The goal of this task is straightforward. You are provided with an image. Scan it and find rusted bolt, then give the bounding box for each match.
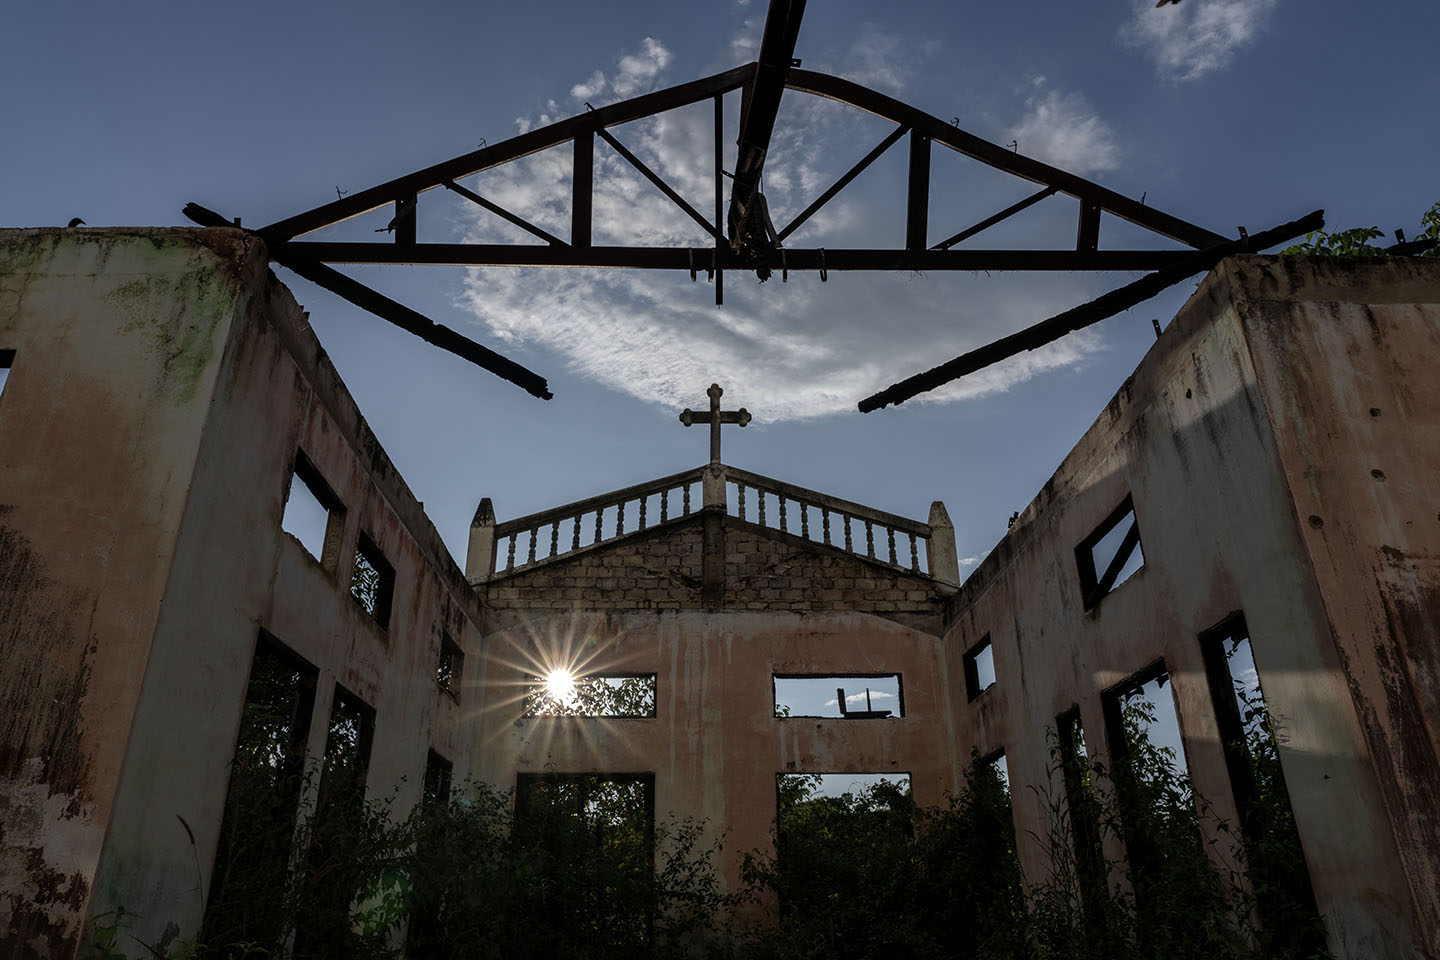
[1370,407,1381,417]
[1308,515,1324,529]
[1372,469,1387,481]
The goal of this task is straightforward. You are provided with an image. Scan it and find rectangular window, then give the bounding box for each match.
[515,773,655,946]
[524,672,657,717]
[773,674,903,719]
[350,532,395,629]
[422,749,453,810]
[1103,662,1211,942]
[281,452,345,571]
[964,635,996,701]
[0,348,14,404]
[1056,707,1107,913]
[775,773,914,919]
[1076,495,1144,609]
[436,633,463,701]
[203,634,317,949]
[295,686,376,956]
[1199,615,1325,955]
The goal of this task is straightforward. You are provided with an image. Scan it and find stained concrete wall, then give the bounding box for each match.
[0,229,484,959]
[945,256,1440,960]
[474,609,958,895]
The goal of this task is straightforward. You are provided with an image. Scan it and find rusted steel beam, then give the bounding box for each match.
[282,241,1202,272]
[777,123,907,242]
[595,127,721,242]
[933,186,1056,251]
[714,93,725,305]
[785,69,1228,250]
[1077,201,1100,253]
[181,203,552,399]
[256,65,751,242]
[858,210,1325,412]
[442,181,567,246]
[728,0,806,250]
[572,132,593,248]
[906,132,931,252]
[273,250,552,399]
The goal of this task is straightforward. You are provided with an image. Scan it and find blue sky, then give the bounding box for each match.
[5,0,1437,573]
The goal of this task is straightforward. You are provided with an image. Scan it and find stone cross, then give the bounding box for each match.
[679,383,751,464]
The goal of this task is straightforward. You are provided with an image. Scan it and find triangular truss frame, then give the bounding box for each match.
[185,0,1319,408]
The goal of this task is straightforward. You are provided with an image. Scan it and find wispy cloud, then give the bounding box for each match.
[455,35,1114,421]
[1008,80,1119,176]
[824,690,897,707]
[1120,0,1279,82]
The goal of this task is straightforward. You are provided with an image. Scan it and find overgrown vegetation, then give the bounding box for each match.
[1281,200,1439,256]
[90,692,1330,960]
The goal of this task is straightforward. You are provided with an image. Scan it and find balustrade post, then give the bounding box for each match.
[778,496,787,532]
[801,503,809,539]
[822,507,831,545]
[928,501,960,585]
[866,521,875,559]
[466,497,496,582]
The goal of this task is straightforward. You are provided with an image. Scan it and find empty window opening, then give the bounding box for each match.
[203,634,317,949]
[1199,615,1325,955]
[350,532,395,629]
[774,773,914,918]
[1076,495,1145,609]
[294,686,376,955]
[0,349,13,404]
[773,674,903,719]
[984,749,1011,794]
[524,672,657,717]
[436,633,463,701]
[1103,663,1216,939]
[964,635,996,700]
[281,452,345,570]
[1057,707,1108,913]
[515,773,655,946]
[422,749,453,810]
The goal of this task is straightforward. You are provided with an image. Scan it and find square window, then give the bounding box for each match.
[1076,495,1145,609]
[964,635,996,701]
[350,533,395,629]
[282,452,345,571]
[436,634,463,701]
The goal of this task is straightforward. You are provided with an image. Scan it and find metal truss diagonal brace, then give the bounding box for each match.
[858,210,1324,412]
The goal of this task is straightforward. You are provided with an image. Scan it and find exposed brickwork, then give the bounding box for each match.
[722,523,948,633]
[484,514,950,634]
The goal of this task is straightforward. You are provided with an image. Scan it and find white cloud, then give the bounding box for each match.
[1008,86,1120,176]
[612,37,673,97]
[824,690,897,707]
[455,36,1114,422]
[1121,0,1279,82]
[570,70,607,102]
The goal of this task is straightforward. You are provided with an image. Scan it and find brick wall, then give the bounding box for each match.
[485,514,949,634]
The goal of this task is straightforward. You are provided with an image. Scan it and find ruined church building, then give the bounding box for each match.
[3,225,1440,959]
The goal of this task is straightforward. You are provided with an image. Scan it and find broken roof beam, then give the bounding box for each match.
[858,210,1325,413]
[181,203,552,400]
[728,0,806,251]
[256,65,752,243]
[785,69,1228,250]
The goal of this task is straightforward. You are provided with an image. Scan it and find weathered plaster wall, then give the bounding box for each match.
[0,230,252,958]
[1231,255,1440,956]
[944,256,1437,960]
[475,609,957,894]
[0,229,485,958]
